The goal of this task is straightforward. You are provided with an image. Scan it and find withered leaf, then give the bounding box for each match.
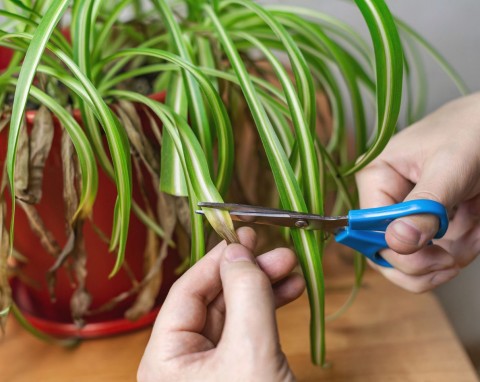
[48,132,81,302]
[124,223,160,321]
[174,223,190,262]
[158,192,177,240]
[61,126,79,223]
[144,107,162,145]
[18,201,61,257]
[125,161,173,320]
[116,101,159,176]
[14,118,29,194]
[175,196,191,237]
[47,230,76,301]
[25,106,54,204]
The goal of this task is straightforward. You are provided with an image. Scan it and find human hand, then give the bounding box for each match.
[356,93,480,293]
[137,227,305,382]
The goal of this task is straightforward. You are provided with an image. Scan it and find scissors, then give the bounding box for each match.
[196,199,449,268]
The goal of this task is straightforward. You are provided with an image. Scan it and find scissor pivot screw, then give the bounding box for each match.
[295,220,309,228]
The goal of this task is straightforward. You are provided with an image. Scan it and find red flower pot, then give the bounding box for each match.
[1,54,181,337]
[0,46,13,72]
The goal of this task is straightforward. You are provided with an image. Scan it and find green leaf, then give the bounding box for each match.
[162,73,188,196]
[154,0,213,170]
[271,13,367,155]
[204,4,326,366]
[345,0,404,175]
[223,0,317,133]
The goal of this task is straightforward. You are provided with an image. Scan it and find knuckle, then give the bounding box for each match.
[168,278,185,296]
[408,191,443,204]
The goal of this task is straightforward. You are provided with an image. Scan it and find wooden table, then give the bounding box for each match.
[1,254,478,382]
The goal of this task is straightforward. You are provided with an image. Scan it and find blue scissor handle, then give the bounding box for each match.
[334,199,449,268]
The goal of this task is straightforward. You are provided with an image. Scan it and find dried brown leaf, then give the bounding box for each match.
[45,125,81,302]
[144,107,162,145]
[124,223,160,321]
[61,126,79,223]
[125,160,174,320]
[46,230,75,301]
[158,192,177,239]
[14,118,29,194]
[116,101,159,176]
[175,196,191,237]
[24,106,54,204]
[174,223,190,261]
[18,201,61,256]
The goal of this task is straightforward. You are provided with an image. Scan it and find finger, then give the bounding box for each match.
[380,245,455,276]
[355,159,409,209]
[444,197,480,240]
[386,152,476,254]
[219,243,278,356]
[272,273,305,307]
[202,247,298,343]
[369,260,460,293]
[201,273,304,346]
[440,224,480,268]
[154,227,256,334]
[256,247,298,282]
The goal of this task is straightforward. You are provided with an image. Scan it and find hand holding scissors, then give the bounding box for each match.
[197,200,449,268]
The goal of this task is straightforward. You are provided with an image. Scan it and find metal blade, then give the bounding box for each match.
[197,202,348,233]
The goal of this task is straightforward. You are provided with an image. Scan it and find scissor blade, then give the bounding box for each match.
[197,202,348,232]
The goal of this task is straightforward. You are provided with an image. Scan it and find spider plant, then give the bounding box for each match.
[0,0,466,366]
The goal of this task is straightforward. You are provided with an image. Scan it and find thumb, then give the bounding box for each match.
[386,155,461,254]
[219,243,279,356]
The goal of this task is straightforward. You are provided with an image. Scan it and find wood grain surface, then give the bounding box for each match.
[1,252,478,382]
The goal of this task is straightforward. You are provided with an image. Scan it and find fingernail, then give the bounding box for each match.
[224,244,255,263]
[390,220,422,246]
[430,268,459,286]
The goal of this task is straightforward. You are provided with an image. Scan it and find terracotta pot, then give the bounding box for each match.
[1,53,181,337]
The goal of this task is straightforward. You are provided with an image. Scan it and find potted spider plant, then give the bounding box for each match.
[0,0,466,366]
